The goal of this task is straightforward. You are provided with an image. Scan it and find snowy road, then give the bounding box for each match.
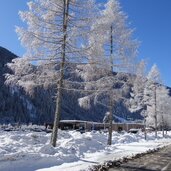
[109,145,171,171]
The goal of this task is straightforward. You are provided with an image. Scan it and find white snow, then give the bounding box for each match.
[0,127,171,171]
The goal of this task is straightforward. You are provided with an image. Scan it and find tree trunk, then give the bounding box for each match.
[154,84,157,138]
[162,126,164,137]
[108,98,113,145]
[51,0,70,147]
[162,115,164,138]
[144,116,147,140]
[110,25,113,72]
[107,25,114,146]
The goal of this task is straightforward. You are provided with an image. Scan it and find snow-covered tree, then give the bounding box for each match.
[130,60,147,113]
[89,0,138,73]
[156,86,171,137]
[144,64,161,138]
[78,0,138,145]
[16,0,97,147]
[162,96,171,134]
[129,60,147,139]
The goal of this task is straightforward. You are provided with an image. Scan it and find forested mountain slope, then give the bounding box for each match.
[0,47,20,122]
[0,47,156,124]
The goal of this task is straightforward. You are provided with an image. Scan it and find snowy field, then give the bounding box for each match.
[0,126,171,171]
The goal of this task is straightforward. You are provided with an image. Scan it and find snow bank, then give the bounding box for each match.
[0,128,171,171]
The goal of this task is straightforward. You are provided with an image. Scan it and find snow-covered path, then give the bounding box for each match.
[37,141,171,171]
[0,128,171,171]
[109,144,171,171]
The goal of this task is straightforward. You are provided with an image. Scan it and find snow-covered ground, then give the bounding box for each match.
[0,126,171,171]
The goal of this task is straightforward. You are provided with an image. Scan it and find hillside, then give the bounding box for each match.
[0,47,20,122]
[0,47,145,124]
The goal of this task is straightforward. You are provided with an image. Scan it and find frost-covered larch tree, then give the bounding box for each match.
[130,60,147,113]
[161,96,171,135]
[77,0,138,145]
[144,64,161,138]
[88,0,138,73]
[129,60,147,139]
[154,84,171,137]
[16,0,97,147]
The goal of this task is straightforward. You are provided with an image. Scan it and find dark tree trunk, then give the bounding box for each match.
[154,84,157,138]
[144,116,147,140]
[107,25,114,146]
[162,115,164,138]
[108,98,113,145]
[110,25,113,72]
[51,0,70,147]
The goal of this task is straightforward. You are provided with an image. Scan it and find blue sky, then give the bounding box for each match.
[0,0,171,87]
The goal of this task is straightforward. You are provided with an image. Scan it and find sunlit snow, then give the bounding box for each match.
[0,126,171,171]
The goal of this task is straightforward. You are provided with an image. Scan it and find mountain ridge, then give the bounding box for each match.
[1,47,168,124]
